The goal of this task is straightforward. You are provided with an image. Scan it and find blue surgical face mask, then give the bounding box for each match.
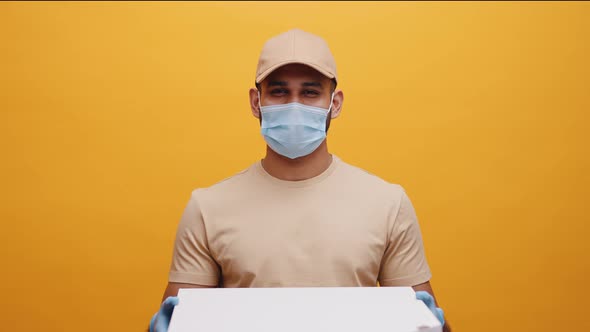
[258,92,335,159]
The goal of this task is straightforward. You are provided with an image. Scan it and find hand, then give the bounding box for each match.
[415,291,445,326]
[150,296,179,332]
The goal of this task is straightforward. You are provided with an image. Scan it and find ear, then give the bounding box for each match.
[249,88,261,119]
[330,90,344,119]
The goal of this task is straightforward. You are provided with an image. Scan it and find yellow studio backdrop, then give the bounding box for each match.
[0,1,588,331]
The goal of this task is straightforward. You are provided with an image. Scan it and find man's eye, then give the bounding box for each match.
[304,90,319,96]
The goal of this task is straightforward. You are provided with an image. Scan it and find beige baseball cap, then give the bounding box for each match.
[255,29,338,84]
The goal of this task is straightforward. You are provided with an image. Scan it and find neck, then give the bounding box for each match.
[261,140,333,181]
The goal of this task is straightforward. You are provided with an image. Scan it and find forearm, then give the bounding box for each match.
[443,320,452,332]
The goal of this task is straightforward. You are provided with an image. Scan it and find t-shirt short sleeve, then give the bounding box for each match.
[378,188,432,286]
[168,190,220,286]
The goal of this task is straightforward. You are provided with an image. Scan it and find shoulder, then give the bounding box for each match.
[336,156,406,197]
[189,162,259,203]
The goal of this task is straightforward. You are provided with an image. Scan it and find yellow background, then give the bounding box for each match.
[1,2,588,331]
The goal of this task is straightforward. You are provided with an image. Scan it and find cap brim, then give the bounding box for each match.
[256,60,336,84]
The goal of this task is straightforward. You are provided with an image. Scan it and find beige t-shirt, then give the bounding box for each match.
[168,155,431,287]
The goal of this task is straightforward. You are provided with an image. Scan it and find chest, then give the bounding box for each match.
[204,196,391,285]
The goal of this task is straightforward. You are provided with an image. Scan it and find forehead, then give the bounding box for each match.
[264,63,330,85]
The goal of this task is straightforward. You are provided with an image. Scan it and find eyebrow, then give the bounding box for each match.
[267,81,323,88]
[267,81,288,87]
[302,82,322,88]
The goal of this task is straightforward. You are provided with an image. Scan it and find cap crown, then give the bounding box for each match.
[255,29,337,84]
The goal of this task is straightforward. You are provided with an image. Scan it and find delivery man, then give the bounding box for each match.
[149,29,451,332]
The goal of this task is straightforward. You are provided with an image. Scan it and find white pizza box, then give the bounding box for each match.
[168,287,442,332]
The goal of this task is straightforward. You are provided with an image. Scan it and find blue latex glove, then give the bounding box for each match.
[415,291,445,326]
[150,296,179,332]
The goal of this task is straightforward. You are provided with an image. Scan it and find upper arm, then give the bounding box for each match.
[162,282,215,302]
[168,190,221,286]
[378,188,432,286]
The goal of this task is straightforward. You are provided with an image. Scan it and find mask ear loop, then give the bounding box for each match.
[328,92,335,113]
[257,90,262,110]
